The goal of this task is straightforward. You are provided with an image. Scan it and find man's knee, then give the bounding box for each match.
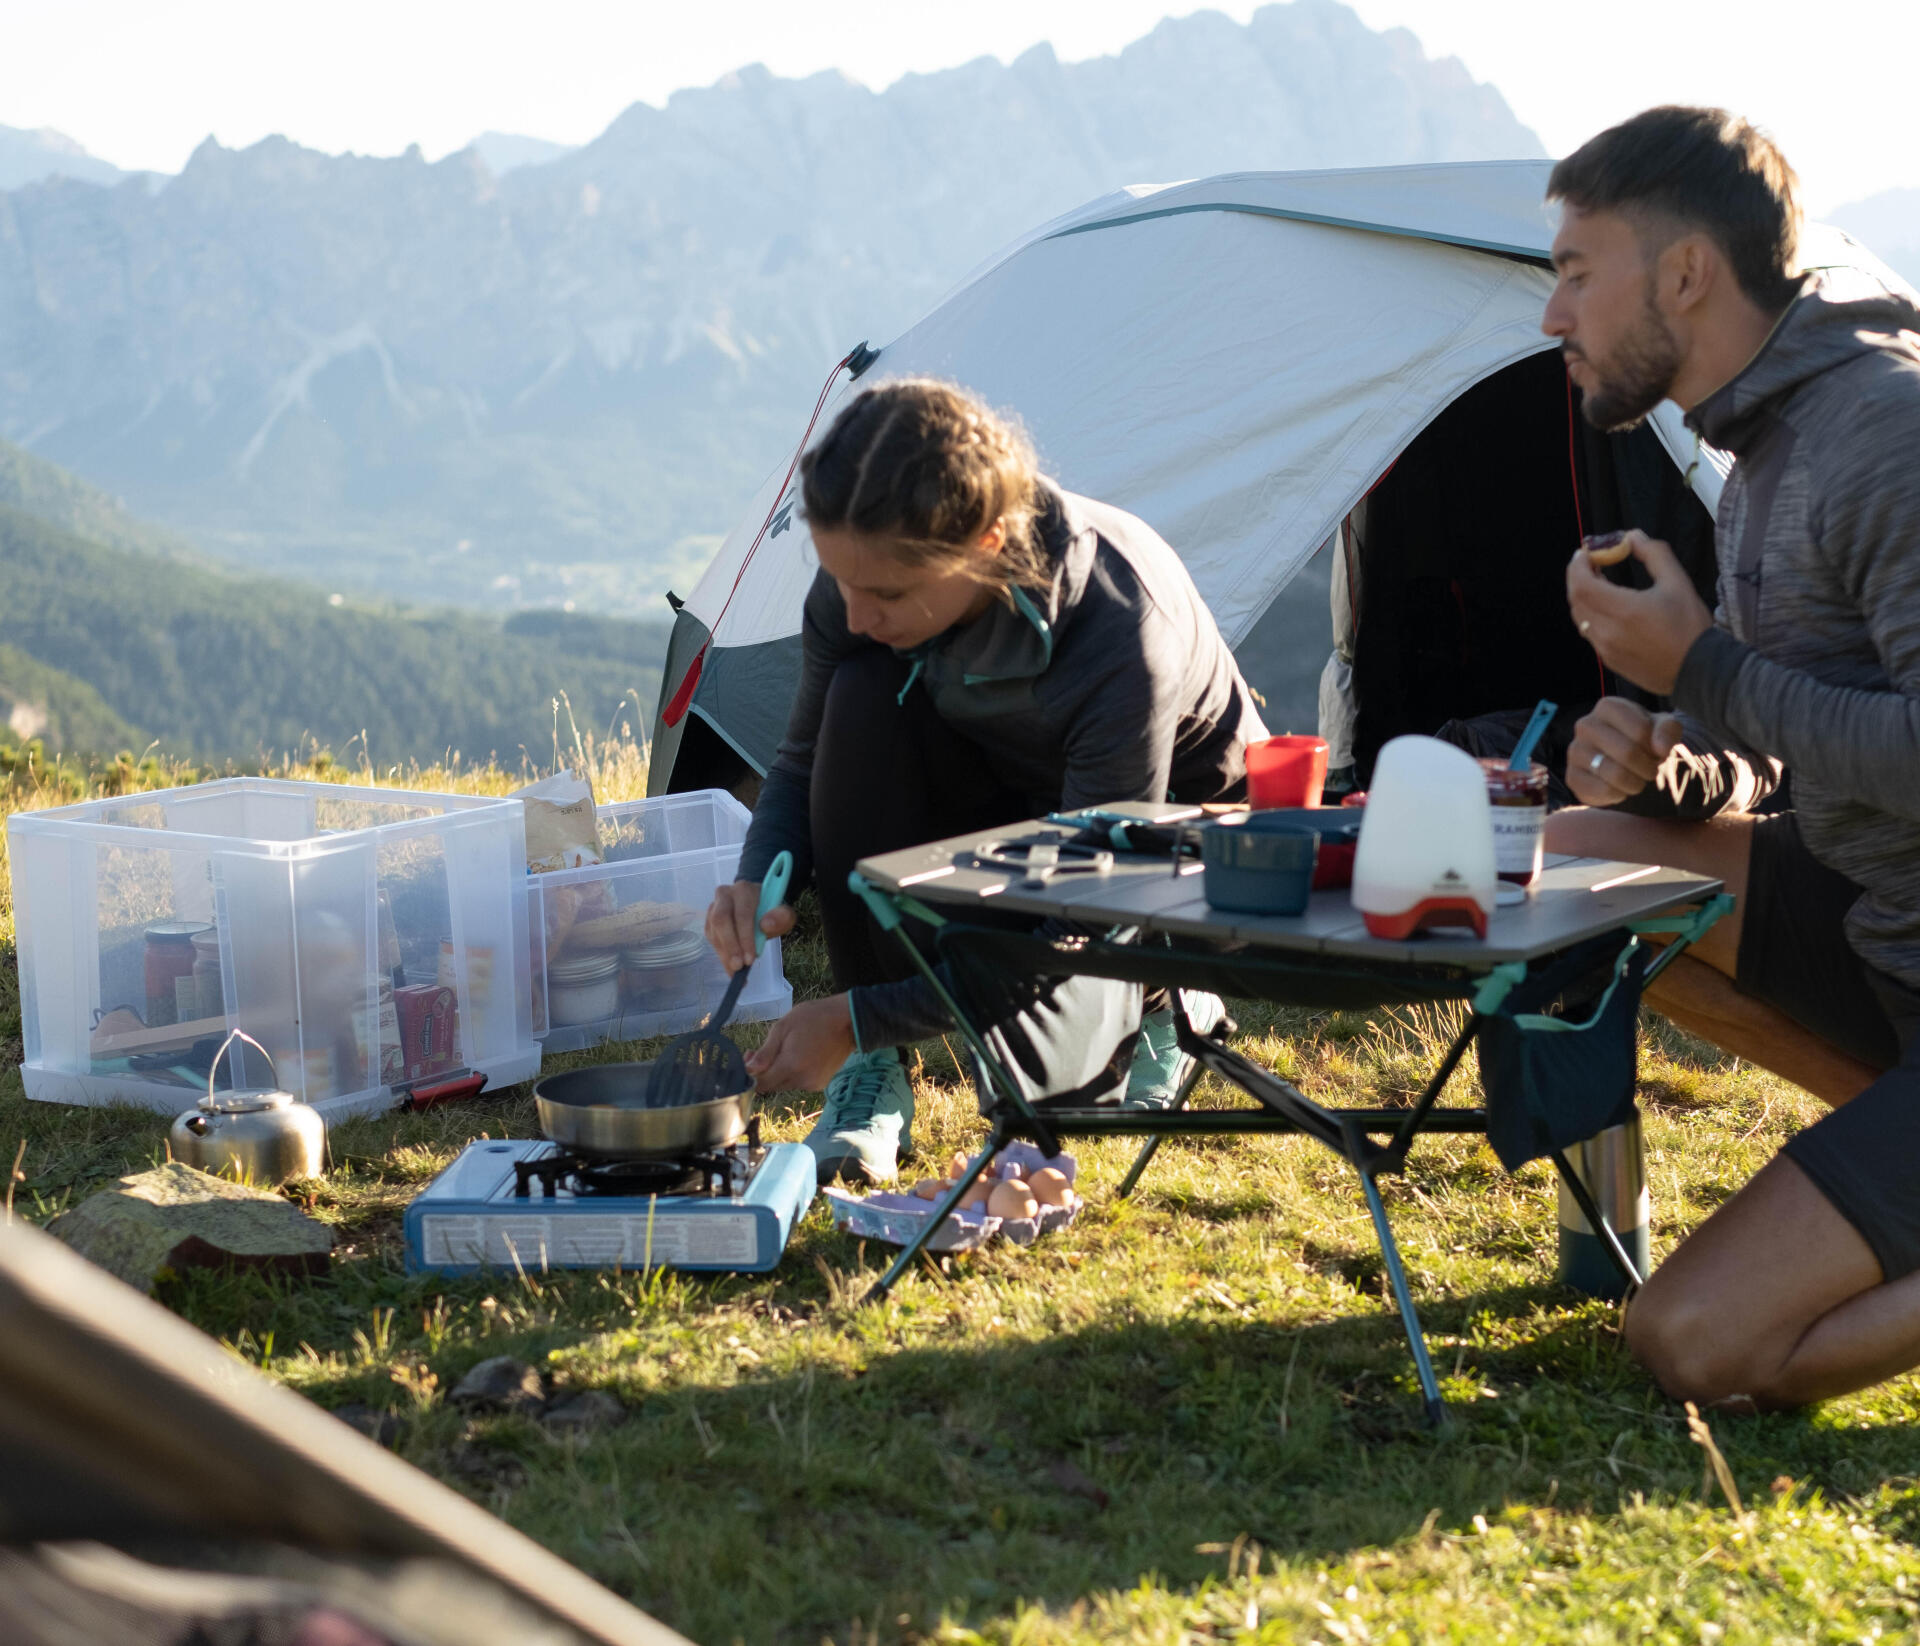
[1623,1280,1785,1409]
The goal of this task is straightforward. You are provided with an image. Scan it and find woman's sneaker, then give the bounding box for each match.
[1121,991,1227,1109]
[803,1047,915,1184]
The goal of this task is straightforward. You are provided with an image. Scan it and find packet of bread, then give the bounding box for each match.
[513,770,614,959]
[513,770,604,872]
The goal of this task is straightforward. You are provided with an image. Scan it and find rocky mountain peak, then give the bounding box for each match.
[1,0,1543,617]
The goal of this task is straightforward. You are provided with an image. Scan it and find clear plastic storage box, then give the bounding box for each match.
[10,778,539,1120]
[529,790,791,1053]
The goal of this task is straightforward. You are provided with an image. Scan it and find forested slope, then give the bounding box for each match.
[0,504,666,762]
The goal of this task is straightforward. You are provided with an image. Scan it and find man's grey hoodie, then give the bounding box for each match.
[1665,271,1920,992]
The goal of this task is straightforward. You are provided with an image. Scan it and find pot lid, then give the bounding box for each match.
[619,932,707,966]
[549,952,622,983]
[199,1086,296,1114]
[146,920,213,943]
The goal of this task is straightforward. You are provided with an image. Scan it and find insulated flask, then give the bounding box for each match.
[1556,1111,1651,1300]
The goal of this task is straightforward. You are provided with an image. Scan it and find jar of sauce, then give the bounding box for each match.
[619,928,708,1014]
[191,927,224,1020]
[1480,759,1550,889]
[144,921,209,1026]
[547,952,621,1026]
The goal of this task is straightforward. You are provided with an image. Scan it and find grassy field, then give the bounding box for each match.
[5,746,1920,1645]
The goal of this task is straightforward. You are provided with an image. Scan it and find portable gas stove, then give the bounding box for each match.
[403,1118,816,1275]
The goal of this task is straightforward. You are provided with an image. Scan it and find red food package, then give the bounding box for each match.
[394,983,460,1081]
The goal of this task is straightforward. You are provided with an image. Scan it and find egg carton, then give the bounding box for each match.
[823,1143,1080,1252]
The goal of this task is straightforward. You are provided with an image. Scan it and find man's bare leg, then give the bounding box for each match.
[1648,953,1880,1103]
[1545,808,1881,1103]
[1625,1153,1920,1407]
[1544,807,1911,1403]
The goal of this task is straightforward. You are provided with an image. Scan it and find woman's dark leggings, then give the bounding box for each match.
[808,649,1030,991]
[806,649,1153,1108]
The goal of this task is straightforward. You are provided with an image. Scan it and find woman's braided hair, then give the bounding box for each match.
[798,378,1048,593]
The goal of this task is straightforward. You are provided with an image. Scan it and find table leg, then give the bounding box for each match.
[1115,996,1227,1200]
[1359,1165,1448,1427]
[862,1125,1007,1306]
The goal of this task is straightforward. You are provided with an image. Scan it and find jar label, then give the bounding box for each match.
[1491,805,1546,874]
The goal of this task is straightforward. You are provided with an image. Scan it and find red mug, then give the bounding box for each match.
[1245,734,1329,810]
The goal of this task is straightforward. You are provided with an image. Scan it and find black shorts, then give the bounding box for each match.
[1738,813,1920,1278]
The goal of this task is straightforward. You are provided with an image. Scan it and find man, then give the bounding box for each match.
[1539,106,1920,1408]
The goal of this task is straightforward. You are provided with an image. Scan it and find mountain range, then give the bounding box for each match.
[0,1,1546,620]
[1830,188,1920,295]
[0,122,131,190]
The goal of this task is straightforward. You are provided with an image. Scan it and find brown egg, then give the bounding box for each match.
[958,1181,993,1211]
[987,1179,1039,1221]
[912,1177,947,1201]
[1028,1166,1074,1208]
[948,1150,970,1180]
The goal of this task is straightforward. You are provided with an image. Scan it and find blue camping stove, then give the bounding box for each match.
[404,1121,815,1275]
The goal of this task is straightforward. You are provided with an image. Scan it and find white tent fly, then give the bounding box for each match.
[649,160,1907,795]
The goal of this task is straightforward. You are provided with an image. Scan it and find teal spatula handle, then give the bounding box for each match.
[754,850,793,959]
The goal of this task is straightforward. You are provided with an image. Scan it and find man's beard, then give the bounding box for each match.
[1569,288,1682,432]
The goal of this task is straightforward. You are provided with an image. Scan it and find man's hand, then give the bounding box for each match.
[705,879,796,975]
[1566,529,1714,695]
[745,994,855,1093]
[1566,697,1685,806]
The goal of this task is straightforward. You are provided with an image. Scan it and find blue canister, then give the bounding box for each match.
[1202,815,1320,915]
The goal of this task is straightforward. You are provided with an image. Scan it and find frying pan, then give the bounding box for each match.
[532,1061,756,1160]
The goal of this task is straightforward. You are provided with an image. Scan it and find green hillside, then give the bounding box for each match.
[0,503,668,764]
[0,640,142,753]
[0,438,208,565]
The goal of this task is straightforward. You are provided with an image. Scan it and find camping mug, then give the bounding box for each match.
[168,1030,328,1186]
[1246,735,1329,809]
[1555,1111,1650,1301]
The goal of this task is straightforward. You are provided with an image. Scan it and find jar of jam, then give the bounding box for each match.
[191,927,224,1020]
[1480,759,1549,889]
[144,921,210,1026]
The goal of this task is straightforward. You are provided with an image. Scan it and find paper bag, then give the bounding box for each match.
[513,770,604,872]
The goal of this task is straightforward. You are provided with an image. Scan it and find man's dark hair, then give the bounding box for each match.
[1549,106,1802,312]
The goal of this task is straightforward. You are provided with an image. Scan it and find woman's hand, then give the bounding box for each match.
[746,994,855,1092]
[705,879,796,975]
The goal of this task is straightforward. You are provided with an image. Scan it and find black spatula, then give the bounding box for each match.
[646,851,791,1107]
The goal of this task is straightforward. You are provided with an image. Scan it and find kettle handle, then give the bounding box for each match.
[209,1030,281,1101]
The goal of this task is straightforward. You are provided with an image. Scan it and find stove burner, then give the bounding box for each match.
[572,1156,712,1197]
[512,1116,766,1201]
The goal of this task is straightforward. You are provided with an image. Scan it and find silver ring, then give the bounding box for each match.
[1579,619,1592,635]
[1589,751,1606,773]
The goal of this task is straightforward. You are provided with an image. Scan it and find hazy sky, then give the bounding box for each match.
[3,0,1912,213]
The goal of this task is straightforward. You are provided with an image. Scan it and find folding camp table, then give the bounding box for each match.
[849,803,1729,1424]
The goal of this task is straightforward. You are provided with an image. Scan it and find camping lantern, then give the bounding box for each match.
[1350,737,1496,939]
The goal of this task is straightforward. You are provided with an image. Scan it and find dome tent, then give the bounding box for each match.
[0,1214,681,1645]
[649,160,1905,797]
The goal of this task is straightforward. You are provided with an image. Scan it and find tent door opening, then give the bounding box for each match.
[1332,349,1716,791]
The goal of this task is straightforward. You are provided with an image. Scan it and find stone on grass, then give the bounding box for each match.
[542,1390,626,1434]
[332,1404,404,1447]
[45,1161,331,1293]
[450,1356,546,1416]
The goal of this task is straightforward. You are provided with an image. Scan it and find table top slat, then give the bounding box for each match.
[856,820,1721,967]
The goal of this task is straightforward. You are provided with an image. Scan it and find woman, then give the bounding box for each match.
[705,379,1266,1183]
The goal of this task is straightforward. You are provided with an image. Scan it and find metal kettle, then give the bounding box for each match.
[168,1031,328,1186]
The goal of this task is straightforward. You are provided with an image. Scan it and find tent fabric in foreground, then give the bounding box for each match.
[0,1213,684,1646]
[649,159,1911,795]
